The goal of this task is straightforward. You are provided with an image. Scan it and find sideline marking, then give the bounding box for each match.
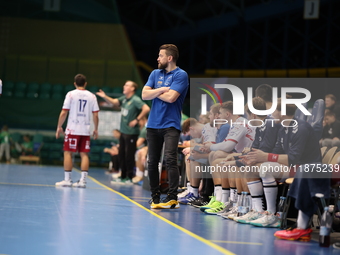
[211,240,263,245]
[86,173,236,255]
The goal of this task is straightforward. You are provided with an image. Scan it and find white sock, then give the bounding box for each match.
[262,176,278,214]
[64,171,72,181]
[191,186,199,197]
[247,180,264,212]
[297,210,310,229]
[187,183,192,193]
[136,167,144,177]
[230,187,237,202]
[81,171,88,181]
[214,185,222,202]
[221,188,230,203]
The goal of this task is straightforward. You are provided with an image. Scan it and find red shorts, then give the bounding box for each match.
[63,134,90,153]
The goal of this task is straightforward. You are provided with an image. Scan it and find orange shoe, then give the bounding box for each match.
[274,228,312,242]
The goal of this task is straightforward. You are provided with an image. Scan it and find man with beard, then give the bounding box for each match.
[142,44,189,209]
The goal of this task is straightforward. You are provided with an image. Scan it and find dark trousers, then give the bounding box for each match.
[111,155,119,171]
[119,133,138,179]
[147,127,180,197]
[201,177,214,198]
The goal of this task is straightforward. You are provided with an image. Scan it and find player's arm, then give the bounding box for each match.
[142,86,170,100]
[92,111,99,140]
[244,149,289,166]
[96,90,120,106]
[129,103,150,128]
[157,89,180,103]
[136,137,146,148]
[56,109,68,139]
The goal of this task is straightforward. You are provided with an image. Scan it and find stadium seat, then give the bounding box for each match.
[101,87,112,94]
[40,83,52,93]
[112,87,123,94]
[39,92,50,99]
[294,102,308,121]
[322,147,337,164]
[87,86,99,94]
[51,92,64,100]
[64,84,74,94]
[52,83,64,93]
[26,91,39,99]
[15,82,27,91]
[307,99,325,140]
[27,82,40,92]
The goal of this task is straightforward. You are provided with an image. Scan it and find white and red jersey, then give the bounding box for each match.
[62,89,99,136]
[210,117,255,153]
[202,123,217,143]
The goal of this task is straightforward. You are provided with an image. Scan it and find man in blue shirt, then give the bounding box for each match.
[142,44,189,209]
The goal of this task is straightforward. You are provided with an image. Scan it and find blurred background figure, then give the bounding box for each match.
[0,125,11,163]
[103,129,121,175]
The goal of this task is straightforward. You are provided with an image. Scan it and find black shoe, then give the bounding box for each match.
[152,194,179,209]
[149,193,161,206]
[190,196,210,208]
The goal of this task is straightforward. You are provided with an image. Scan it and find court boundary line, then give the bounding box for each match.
[85,173,236,255]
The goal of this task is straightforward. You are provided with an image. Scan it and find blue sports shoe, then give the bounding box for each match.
[178,192,198,205]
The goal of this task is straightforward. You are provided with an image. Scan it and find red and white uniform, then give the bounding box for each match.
[62,89,99,136]
[202,123,217,143]
[210,117,255,153]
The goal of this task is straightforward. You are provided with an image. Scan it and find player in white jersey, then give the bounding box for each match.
[55,74,99,188]
[200,101,255,213]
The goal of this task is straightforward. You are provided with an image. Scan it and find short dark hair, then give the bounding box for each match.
[159,44,179,62]
[325,94,336,102]
[276,98,297,116]
[74,74,86,87]
[255,84,273,103]
[245,97,267,116]
[325,111,336,118]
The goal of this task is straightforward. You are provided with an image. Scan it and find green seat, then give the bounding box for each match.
[101,87,112,94]
[2,87,13,97]
[90,153,101,162]
[27,82,40,92]
[52,84,64,93]
[14,90,25,98]
[15,82,27,91]
[101,153,112,163]
[49,151,62,160]
[40,82,52,93]
[64,84,74,94]
[4,81,15,90]
[39,92,50,99]
[112,87,123,93]
[51,92,64,100]
[136,88,142,97]
[33,133,44,143]
[91,146,106,153]
[87,86,99,94]
[10,132,22,143]
[26,91,39,99]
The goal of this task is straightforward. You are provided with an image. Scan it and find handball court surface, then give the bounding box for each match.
[1,163,340,255]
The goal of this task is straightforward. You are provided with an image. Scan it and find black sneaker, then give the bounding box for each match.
[151,194,179,209]
[149,193,161,209]
[190,196,210,208]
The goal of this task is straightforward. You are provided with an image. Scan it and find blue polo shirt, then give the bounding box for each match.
[144,67,189,131]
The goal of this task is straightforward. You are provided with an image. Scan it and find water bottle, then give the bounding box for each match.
[319,206,332,247]
[277,196,286,219]
[243,193,251,215]
[237,192,245,217]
